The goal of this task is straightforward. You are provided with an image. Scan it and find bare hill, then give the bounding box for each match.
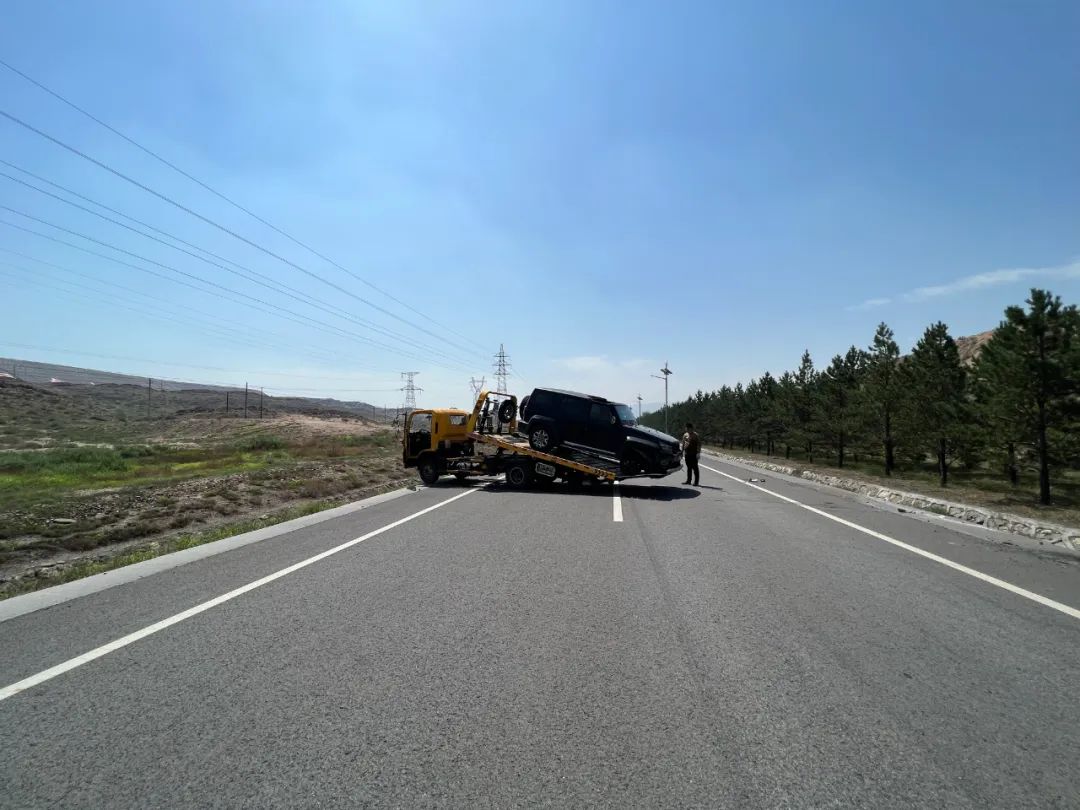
[955,330,995,366]
[0,378,397,450]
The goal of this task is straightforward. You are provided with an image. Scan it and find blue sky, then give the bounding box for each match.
[1,1,1078,413]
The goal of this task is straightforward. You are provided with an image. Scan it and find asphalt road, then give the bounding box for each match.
[1,455,1078,808]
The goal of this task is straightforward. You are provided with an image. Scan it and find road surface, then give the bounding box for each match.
[1,454,1078,808]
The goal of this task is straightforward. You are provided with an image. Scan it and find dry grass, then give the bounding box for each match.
[0,380,411,591]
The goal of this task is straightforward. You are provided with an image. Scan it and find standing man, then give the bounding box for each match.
[682,421,700,486]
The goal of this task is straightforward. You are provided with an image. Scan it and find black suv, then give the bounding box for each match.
[518,388,682,477]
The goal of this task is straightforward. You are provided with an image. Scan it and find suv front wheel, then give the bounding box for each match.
[528,423,555,452]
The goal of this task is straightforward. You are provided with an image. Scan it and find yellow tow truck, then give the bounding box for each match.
[402,391,618,488]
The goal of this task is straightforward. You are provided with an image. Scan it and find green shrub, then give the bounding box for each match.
[237,434,286,451]
[119,445,156,458]
[0,447,130,475]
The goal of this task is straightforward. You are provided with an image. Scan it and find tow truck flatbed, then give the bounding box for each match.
[467,431,618,482]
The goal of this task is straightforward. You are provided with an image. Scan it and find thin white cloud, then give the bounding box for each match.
[547,355,665,405]
[850,258,1080,310]
[846,297,892,312]
[556,355,612,373]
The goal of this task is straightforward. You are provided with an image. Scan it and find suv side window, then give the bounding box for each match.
[559,396,589,424]
[530,390,553,414]
[589,403,614,426]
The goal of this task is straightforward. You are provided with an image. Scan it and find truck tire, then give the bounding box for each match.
[506,461,532,488]
[528,423,555,452]
[418,457,440,486]
[498,399,516,424]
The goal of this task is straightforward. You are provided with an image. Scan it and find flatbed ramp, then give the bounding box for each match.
[468,432,618,482]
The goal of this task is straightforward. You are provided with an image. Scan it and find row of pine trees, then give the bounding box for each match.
[641,289,1080,505]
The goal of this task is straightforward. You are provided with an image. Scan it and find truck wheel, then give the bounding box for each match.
[506,461,532,488]
[418,458,440,486]
[528,424,555,451]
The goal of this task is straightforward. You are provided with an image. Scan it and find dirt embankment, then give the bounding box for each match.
[0,379,411,596]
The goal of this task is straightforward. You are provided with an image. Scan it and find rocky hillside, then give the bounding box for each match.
[955,330,995,366]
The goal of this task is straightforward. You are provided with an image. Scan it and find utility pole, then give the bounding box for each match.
[147,377,152,418]
[636,394,643,419]
[401,372,421,411]
[492,345,511,393]
[259,387,264,419]
[226,391,230,414]
[651,363,673,435]
[244,382,248,418]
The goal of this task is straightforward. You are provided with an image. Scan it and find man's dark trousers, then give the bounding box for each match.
[685,453,700,485]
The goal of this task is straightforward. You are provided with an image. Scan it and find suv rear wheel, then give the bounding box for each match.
[528,423,555,452]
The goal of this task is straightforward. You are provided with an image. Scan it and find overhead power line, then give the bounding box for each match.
[0,106,483,359]
[0,164,464,364]
[0,265,375,367]
[0,248,380,371]
[0,261,379,371]
[1,216,413,365]
[0,209,474,372]
[0,57,487,353]
[0,339,400,391]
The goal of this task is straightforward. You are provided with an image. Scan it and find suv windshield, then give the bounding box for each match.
[614,403,636,425]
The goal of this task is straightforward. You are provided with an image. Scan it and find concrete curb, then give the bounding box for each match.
[0,485,419,624]
[706,450,1080,556]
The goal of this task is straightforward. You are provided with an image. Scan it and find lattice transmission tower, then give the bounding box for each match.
[492,345,511,394]
[400,371,421,411]
[469,376,486,399]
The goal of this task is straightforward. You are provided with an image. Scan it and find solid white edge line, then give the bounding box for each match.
[0,488,476,703]
[613,482,623,522]
[0,486,419,624]
[700,462,1080,622]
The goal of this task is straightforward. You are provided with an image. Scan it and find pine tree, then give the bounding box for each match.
[816,346,867,468]
[862,323,903,476]
[974,289,1080,504]
[790,350,817,462]
[776,371,797,458]
[755,372,783,456]
[905,322,967,487]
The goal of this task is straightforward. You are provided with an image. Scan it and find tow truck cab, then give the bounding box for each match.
[402,408,474,484]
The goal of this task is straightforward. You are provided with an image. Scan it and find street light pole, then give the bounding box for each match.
[651,362,673,435]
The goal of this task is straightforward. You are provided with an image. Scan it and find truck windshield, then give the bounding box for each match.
[614,404,636,425]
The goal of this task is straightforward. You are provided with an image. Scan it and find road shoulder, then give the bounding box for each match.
[0,486,419,623]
